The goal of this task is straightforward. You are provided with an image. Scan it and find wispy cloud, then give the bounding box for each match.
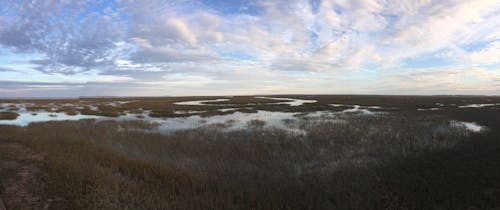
[0,0,499,96]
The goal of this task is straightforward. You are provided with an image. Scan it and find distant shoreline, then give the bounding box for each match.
[2,94,500,100]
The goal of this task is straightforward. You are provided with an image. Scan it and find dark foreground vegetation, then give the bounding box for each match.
[0,95,499,209]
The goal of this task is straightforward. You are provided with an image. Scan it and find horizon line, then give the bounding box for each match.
[1,94,500,100]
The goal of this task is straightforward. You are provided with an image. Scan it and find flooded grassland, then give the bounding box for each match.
[0,95,499,209]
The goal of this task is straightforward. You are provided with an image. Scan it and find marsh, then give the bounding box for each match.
[0,95,499,209]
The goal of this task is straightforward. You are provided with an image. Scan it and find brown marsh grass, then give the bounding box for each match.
[0,112,485,210]
[0,112,19,120]
[1,95,500,209]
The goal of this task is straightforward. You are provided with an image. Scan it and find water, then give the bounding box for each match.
[217,108,240,112]
[451,121,484,132]
[255,97,317,106]
[417,108,440,111]
[458,104,500,108]
[173,110,207,114]
[330,104,386,114]
[174,97,318,107]
[125,110,305,134]
[341,105,376,114]
[0,101,487,135]
[0,112,103,126]
[0,108,326,135]
[173,99,230,106]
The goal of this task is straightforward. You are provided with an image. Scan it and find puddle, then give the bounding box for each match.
[341,105,375,115]
[173,110,206,115]
[150,111,304,134]
[458,104,500,108]
[89,105,99,111]
[0,112,103,126]
[0,103,27,112]
[329,104,383,114]
[330,104,345,107]
[174,99,230,106]
[451,121,485,133]
[255,97,317,106]
[417,108,440,111]
[105,110,310,135]
[108,100,136,106]
[174,97,317,107]
[218,108,240,112]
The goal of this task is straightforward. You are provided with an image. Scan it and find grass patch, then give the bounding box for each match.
[0,112,19,120]
[1,111,495,209]
[1,96,500,209]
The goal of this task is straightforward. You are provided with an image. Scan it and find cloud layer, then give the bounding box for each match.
[1,0,499,97]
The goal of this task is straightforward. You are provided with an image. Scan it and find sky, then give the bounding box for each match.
[0,0,499,97]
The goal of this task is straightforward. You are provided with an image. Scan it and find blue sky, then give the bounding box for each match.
[0,0,499,97]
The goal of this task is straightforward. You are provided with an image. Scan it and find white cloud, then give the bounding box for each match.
[383,0,500,59]
[468,41,500,65]
[165,18,198,45]
[380,66,500,94]
[1,0,499,96]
